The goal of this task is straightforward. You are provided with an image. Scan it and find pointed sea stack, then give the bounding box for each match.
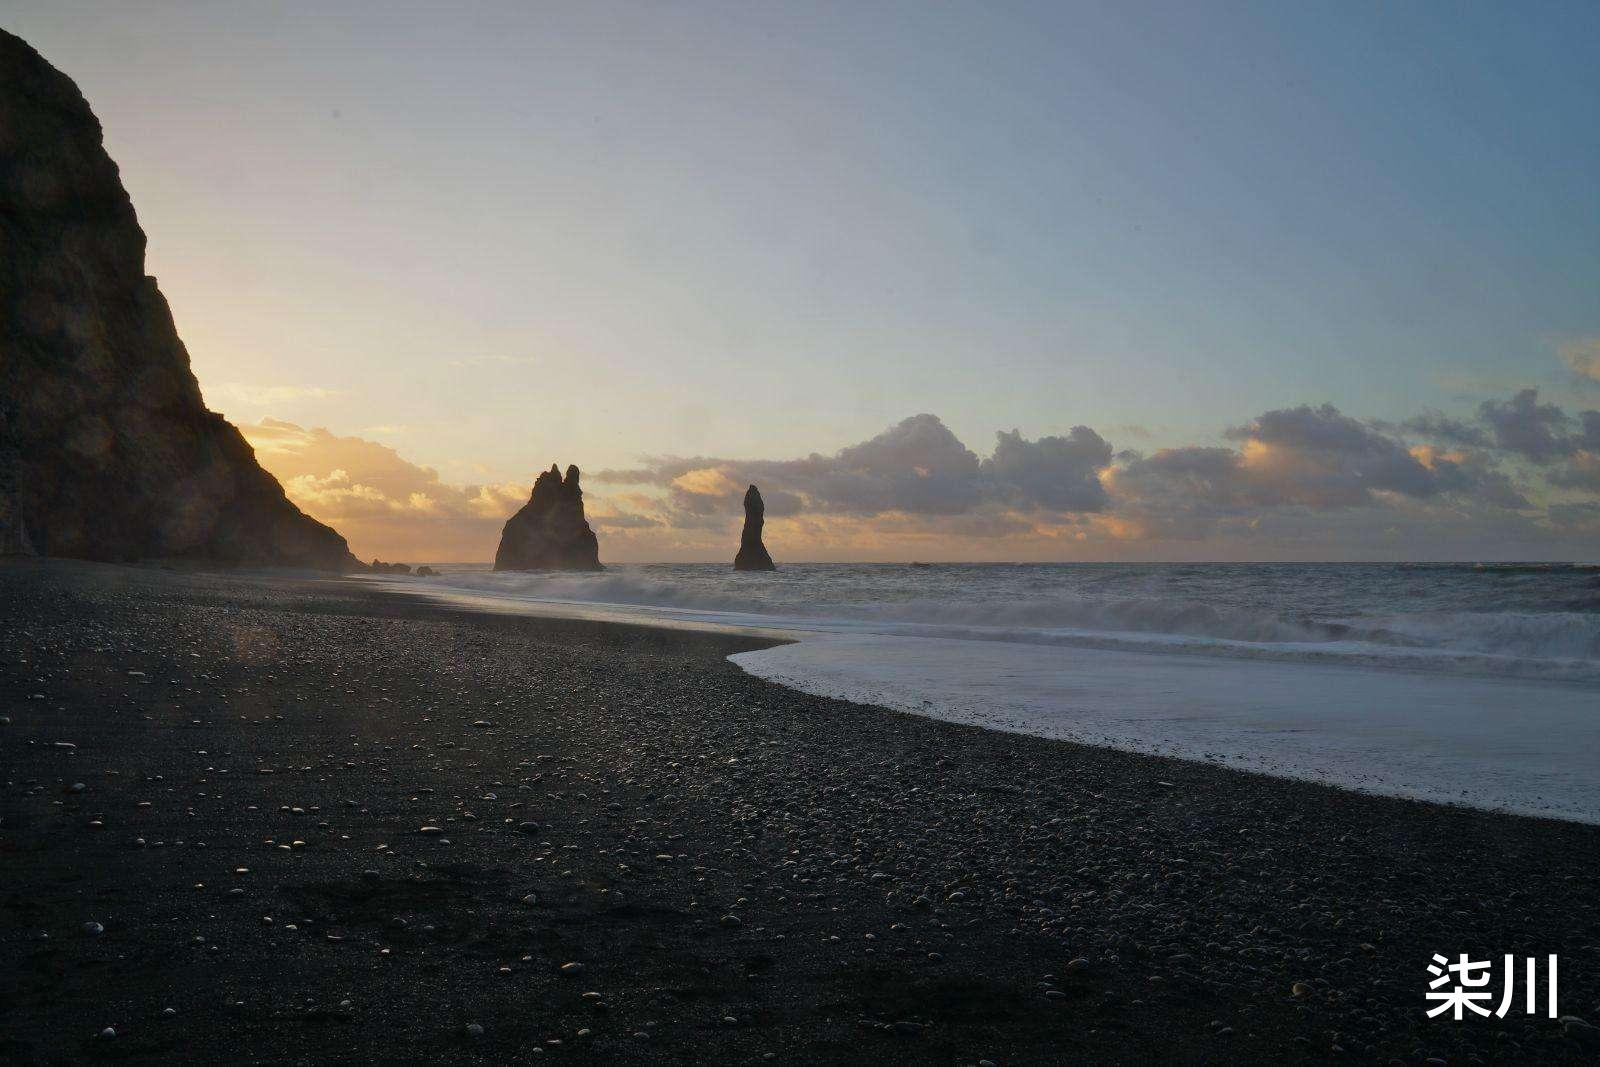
[734,484,776,571]
[494,464,603,571]
[0,31,360,570]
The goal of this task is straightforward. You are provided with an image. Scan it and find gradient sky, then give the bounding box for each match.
[7,2,1598,561]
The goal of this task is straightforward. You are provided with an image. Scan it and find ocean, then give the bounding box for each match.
[381,562,1600,822]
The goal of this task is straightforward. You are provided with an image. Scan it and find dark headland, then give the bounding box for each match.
[0,30,358,572]
[2,560,1597,1065]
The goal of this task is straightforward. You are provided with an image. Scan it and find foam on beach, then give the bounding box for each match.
[729,635,1600,823]
[388,562,1600,823]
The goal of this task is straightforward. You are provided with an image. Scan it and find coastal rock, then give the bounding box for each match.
[733,485,776,571]
[369,560,413,575]
[493,465,602,571]
[414,565,437,577]
[0,30,359,570]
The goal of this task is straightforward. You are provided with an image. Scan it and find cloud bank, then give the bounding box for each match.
[591,391,1596,559]
[596,415,1112,522]
[245,382,1600,562]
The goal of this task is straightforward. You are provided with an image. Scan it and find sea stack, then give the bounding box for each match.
[734,484,776,571]
[494,464,603,571]
[0,30,359,570]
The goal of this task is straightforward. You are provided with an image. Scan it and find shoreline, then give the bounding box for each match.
[380,572,1600,826]
[2,559,1597,1064]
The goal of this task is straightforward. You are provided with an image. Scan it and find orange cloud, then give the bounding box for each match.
[236,394,1593,564]
[670,467,744,498]
[1561,338,1600,384]
[241,419,529,562]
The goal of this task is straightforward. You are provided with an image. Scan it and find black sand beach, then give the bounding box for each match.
[1,560,1597,1065]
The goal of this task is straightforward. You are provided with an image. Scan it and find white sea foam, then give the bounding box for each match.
[381,562,1600,822]
[396,563,1600,682]
[729,635,1600,823]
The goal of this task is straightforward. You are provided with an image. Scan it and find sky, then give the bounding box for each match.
[8,1,1599,561]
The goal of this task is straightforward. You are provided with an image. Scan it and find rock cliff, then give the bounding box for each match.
[494,464,602,571]
[0,30,359,570]
[734,484,776,571]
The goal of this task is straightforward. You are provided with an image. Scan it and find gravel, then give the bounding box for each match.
[1,559,1597,1064]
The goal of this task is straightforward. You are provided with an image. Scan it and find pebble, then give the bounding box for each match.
[6,564,1587,1067]
[83,921,104,936]
[559,962,585,976]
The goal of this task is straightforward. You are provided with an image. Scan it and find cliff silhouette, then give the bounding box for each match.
[0,30,359,569]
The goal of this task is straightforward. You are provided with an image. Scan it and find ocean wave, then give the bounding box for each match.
[404,565,1600,683]
[1358,612,1600,661]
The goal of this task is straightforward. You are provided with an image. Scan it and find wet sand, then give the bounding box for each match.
[1,560,1597,1064]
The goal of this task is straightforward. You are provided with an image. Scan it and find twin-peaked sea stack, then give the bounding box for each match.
[0,30,359,570]
[493,464,603,571]
[733,484,776,571]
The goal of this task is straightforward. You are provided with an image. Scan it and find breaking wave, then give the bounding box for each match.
[390,563,1600,685]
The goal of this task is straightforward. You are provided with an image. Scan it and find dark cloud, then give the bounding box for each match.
[600,404,1549,546]
[1583,411,1600,452]
[1397,411,1491,448]
[980,427,1112,511]
[1224,404,1440,505]
[1478,389,1576,463]
[1100,447,1259,541]
[806,413,985,514]
[1112,446,1252,506]
[1548,450,1600,492]
[1420,449,1531,509]
[1105,404,1532,540]
[596,414,1112,519]
[1468,389,1600,467]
